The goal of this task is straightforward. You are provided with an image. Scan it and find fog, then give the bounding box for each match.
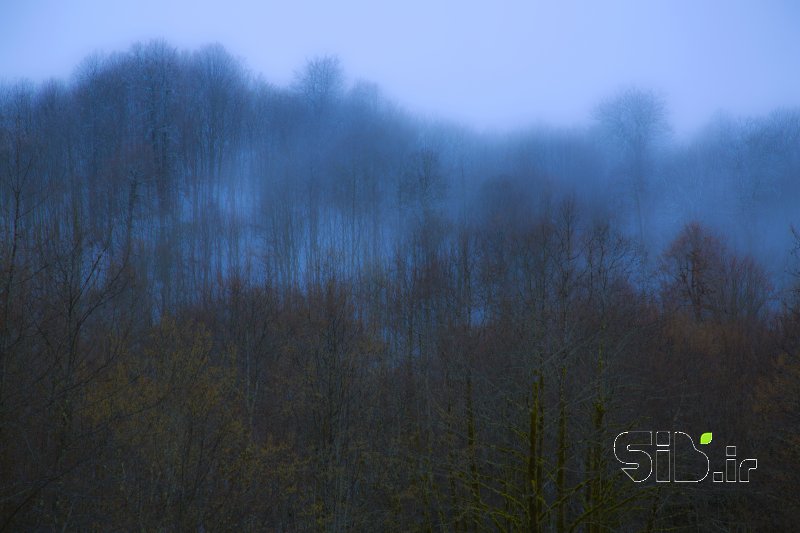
[3,1,800,134]
[2,3,800,531]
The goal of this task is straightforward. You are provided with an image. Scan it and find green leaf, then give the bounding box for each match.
[700,432,713,445]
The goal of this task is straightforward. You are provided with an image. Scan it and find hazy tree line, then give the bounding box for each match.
[1,40,799,530]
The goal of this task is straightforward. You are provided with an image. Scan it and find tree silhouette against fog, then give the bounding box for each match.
[594,87,669,245]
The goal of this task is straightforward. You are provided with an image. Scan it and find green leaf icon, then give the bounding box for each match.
[700,432,713,445]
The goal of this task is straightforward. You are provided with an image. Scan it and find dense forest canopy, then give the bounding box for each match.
[1,40,799,530]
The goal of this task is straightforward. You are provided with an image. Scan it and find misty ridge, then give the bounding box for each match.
[1,39,800,531]
[4,41,799,296]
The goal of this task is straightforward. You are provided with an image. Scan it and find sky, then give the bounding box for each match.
[2,0,800,135]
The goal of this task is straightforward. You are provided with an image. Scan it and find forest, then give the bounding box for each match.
[1,40,799,531]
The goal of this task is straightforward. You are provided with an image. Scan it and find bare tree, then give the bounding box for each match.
[594,87,669,244]
[294,55,344,119]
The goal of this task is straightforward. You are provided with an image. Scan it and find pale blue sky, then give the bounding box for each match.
[2,0,799,134]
